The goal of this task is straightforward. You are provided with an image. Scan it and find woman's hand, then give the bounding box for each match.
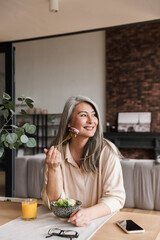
[68,203,111,227]
[68,209,91,227]
[44,146,63,202]
[44,146,62,170]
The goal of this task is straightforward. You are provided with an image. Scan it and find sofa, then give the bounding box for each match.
[15,155,160,210]
[121,159,160,210]
[15,154,45,199]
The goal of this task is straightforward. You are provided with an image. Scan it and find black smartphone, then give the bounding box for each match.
[116,219,145,233]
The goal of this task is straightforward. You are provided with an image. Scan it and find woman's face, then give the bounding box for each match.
[68,102,98,139]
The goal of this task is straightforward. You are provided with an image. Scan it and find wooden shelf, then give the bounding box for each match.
[16,113,61,154]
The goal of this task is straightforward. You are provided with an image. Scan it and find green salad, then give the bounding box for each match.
[53,198,76,207]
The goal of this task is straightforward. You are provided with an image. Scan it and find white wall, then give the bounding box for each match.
[14,31,106,129]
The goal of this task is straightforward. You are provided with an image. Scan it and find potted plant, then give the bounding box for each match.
[0,92,36,158]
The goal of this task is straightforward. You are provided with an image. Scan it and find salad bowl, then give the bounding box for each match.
[50,198,82,218]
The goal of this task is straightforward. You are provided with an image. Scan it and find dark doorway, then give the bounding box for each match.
[0,42,15,197]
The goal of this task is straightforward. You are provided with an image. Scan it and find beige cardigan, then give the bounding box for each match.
[41,139,125,213]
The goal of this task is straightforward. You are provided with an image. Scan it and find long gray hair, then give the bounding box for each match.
[54,96,104,172]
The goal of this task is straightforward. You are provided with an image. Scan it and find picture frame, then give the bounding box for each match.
[117,112,151,132]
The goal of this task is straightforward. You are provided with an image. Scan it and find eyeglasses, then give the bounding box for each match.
[46,228,79,239]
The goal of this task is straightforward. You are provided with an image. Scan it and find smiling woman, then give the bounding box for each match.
[68,102,99,141]
[41,95,125,227]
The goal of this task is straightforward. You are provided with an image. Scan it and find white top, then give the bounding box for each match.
[41,139,126,213]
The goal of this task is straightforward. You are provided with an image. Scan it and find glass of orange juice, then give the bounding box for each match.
[22,199,37,220]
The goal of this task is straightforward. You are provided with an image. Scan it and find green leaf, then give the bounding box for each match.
[24,124,36,134]
[2,101,14,110]
[17,94,26,102]
[11,125,18,129]
[16,127,25,135]
[20,109,27,115]
[22,123,29,129]
[15,130,24,139]
[17,97,24,101]
[10,109,15,114]
[1,134,6,142]
[6,133,18,144]
[8,143,15,149]
[20,135,29,143]
[25,98,34,103]
[4,141,9,148]
[0,146,4,158]
[3,102,9,109]
[26,138,36,148]
[0,106,4,111]
[3,109,9,120]
[27,103,33,108]
[3,92,11,100]
[14,142,21,149]
[7,101,14,110]
[24,98,34,109]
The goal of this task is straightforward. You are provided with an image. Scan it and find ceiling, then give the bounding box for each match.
[1,0,160,42]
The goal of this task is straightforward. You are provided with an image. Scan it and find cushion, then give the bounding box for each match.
[134,161,154,210]
[120,160,135,208]
[27,157,45,199]
[15,157,28,197]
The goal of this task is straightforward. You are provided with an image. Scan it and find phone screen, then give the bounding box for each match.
[117,220,145,233]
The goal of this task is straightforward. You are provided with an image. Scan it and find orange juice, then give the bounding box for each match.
[22,199,37,220]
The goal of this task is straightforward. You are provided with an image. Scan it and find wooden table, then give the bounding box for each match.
[92,211,160,240]
[0,201,160,240]
[0,201,22,226]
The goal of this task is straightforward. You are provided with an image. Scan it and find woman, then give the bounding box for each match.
[41,96,125,226]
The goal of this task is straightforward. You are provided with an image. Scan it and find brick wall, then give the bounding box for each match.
[106,21,160,159]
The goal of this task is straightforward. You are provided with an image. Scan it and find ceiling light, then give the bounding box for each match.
[49,0,59,12]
